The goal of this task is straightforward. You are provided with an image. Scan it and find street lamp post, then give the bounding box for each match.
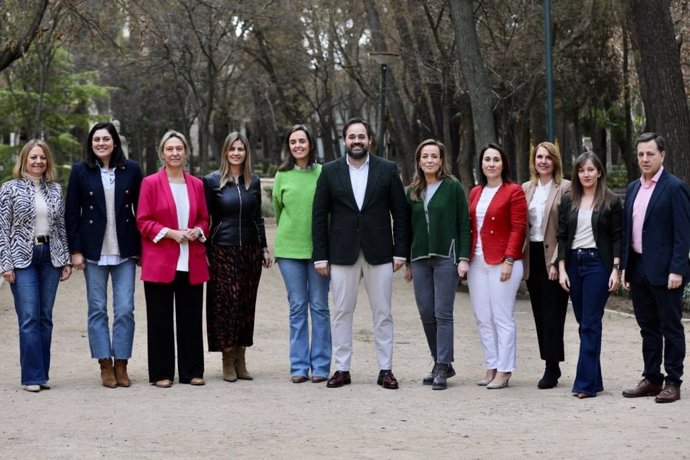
[369,52,399,158]
[544,0,554,142]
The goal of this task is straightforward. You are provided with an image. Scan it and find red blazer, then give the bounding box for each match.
[137,169,210,285]
[469,182,527,264]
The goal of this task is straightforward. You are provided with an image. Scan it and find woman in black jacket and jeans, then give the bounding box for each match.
[203,132,272,382]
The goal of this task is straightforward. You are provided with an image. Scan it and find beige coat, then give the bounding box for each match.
[522,178,571,279]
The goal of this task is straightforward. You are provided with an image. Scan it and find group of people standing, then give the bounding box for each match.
[1,122,269,391]
[1,118,688,405]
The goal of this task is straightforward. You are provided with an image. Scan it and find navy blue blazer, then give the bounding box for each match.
[312,154,409,265]
[65,159,143,260]
[621,169,690,286]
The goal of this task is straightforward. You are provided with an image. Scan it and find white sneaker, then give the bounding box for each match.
[24,385,41,392]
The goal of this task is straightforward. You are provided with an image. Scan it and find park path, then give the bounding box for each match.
[1,222,688,459]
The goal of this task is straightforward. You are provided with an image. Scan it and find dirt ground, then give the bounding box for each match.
[1,222,689,459]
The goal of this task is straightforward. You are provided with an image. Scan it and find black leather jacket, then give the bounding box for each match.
[203,171,267,248]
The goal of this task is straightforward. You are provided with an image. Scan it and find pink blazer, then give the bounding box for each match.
[137,169,210,285]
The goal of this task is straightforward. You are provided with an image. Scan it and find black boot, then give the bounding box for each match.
[538,361,561,389]
[432,363,449,390]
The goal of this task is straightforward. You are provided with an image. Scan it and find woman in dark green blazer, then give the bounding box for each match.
[404,139,470,390]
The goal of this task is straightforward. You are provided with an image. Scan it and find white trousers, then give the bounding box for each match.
[467,257,523,372]
[330,252,394,371]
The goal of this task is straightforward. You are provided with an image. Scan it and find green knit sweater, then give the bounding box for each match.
[407,177,471,262]
[272,164,322,259]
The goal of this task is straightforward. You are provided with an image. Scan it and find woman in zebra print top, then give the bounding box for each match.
[0,140,72,393]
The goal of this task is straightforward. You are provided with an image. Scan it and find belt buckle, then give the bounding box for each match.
[34,235,48,245]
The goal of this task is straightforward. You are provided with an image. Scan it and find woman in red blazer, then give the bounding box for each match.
[137,130,210,388]
[467,144,527,389]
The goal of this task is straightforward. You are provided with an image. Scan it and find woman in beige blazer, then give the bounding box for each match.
[522,142,571,389]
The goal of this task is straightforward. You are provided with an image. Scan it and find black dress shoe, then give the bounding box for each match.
[377,370,399,389]
[423,363,456,385]
[622,378,663,398]
[432,364,449,390]
[326,371,351,388]
[537,363,561,389]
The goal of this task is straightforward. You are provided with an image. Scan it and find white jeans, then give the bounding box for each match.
[467,257,523,372]
[330,252,394,371]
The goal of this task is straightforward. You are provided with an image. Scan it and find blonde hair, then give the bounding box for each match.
[158,130,190,161]
[529,141,563,183]
[219,132,252,190]
[13,139,57,181]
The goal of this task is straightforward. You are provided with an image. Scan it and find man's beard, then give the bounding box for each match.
[347,147,368,160]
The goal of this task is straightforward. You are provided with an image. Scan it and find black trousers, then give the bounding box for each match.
[526,242,569,362]
[144,271,204,383]
[628,252,685,385]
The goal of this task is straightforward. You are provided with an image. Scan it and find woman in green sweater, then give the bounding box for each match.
[272,125,331,383]
[405,139,471,390]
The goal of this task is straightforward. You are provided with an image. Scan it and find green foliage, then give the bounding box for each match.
[0,144,19,183]
[607,163,628,189]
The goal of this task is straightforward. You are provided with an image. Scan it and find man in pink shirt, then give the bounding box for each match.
[621,132,690,403]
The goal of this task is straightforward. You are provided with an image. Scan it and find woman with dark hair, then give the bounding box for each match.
[204,132,271,383]
[404,139,470,390]
[521,142,571,389]
[0,140,72,392]
[467,143,527,389]
[557,152,621,399]
[273,125,331,383]
[137,130,209,388]
[66,121,142,388]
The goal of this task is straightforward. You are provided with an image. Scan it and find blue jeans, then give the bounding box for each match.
[567,249,610,396]
[84,259,136,359]
[411,257,458,364]
[277,258,331,378]
[11,244,61,385]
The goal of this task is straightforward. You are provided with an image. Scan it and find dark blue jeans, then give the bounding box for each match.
[567,249,610,396]
[10,244,61,385]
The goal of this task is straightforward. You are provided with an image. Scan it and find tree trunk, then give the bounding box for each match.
[449,0,497,153]
[626,0,690,182]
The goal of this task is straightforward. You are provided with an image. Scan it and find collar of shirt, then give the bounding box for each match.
[346,153,370,170]
[640,166,664,188]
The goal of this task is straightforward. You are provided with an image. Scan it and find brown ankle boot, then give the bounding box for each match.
[114,359,131,387]
[222,349,238,382]
[235,347,253,380]
[99,358,117,388]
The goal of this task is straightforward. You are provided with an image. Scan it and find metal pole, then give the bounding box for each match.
[544,0,554,141]
[379,63,387,157]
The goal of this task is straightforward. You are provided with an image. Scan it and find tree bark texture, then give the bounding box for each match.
[449,0,497,153]
[627,0,690,182]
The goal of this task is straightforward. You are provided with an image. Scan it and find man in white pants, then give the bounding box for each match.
[312,117,409,389]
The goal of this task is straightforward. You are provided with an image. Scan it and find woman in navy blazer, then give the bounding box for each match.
[137,130,209,388]
[65,122,142,388]
[467,144,527,390]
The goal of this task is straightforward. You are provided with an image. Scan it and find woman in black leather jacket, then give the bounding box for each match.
[203,132,271,382]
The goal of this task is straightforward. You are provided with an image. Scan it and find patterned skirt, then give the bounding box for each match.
[206,243,263,350]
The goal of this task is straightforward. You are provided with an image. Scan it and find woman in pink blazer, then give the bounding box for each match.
[467,143,527,390]
[137,130,209,388]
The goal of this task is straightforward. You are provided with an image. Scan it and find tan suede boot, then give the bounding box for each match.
[99,358,117,388]
[114,359,131,387]
[222,349,238,382]
[235,347,253,380]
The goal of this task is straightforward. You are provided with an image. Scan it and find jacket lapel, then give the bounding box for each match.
[157,169,178,228]
[362,155,381,210]
[335,157,358,210]
[644,170,668,224]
